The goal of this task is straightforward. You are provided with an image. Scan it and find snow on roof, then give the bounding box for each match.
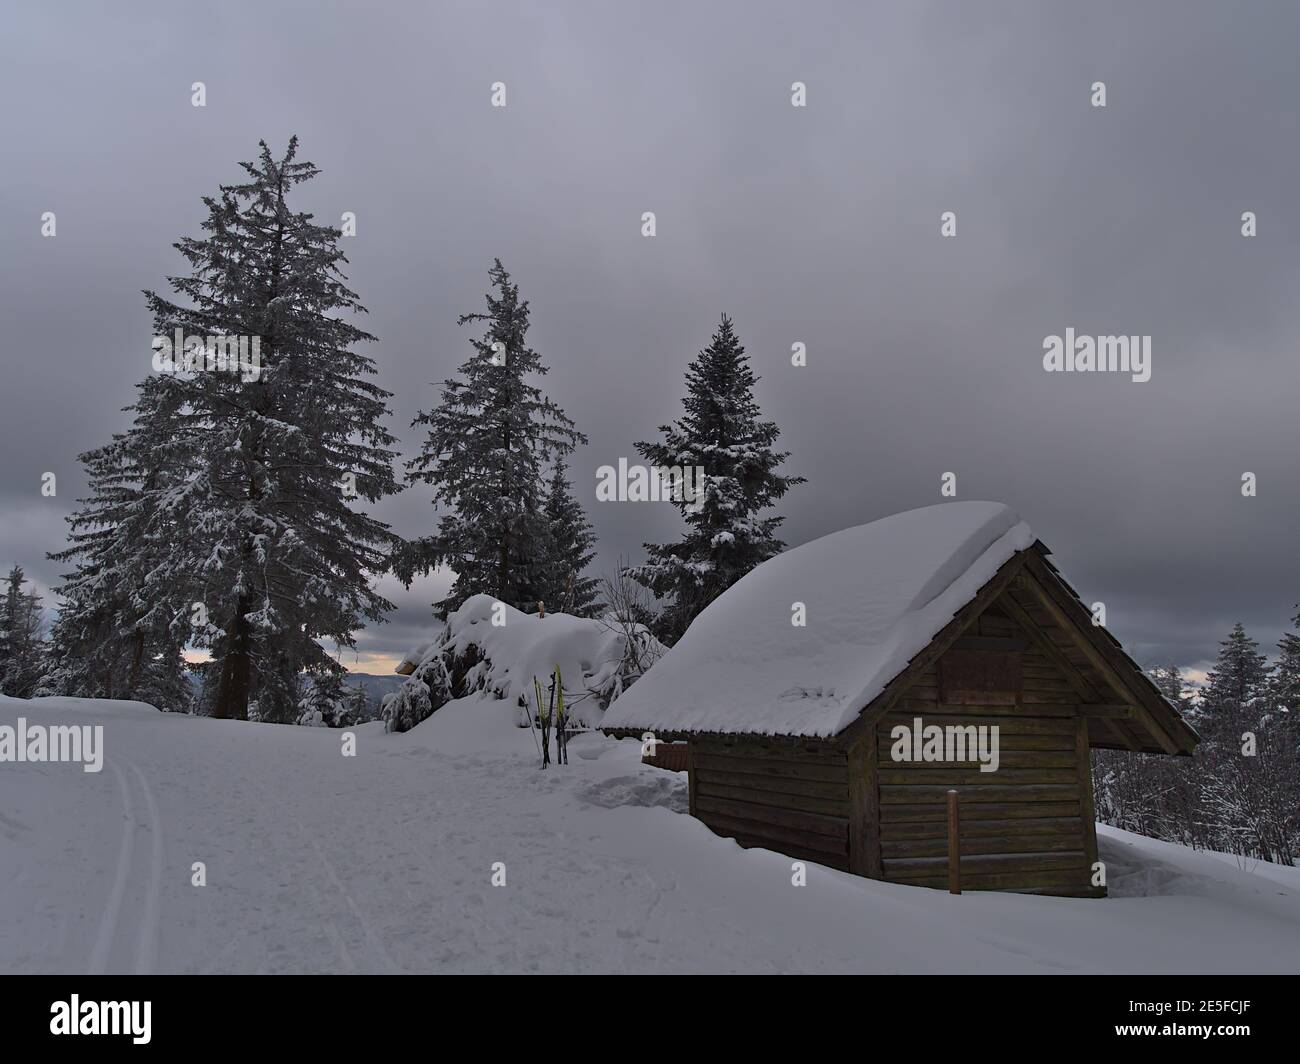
[601,502,1036,739]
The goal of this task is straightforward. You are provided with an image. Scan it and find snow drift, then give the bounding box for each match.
[383,595,665,732]
[602,501,1036,738]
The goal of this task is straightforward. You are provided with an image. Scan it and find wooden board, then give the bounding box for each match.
[939,648,1022,705]
[695,780,849,818]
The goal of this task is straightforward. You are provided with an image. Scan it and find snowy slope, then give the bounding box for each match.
[2,692,1297,974]
[603,501,1035,737]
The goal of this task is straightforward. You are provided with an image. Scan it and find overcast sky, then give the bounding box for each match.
[2,0,1298,678]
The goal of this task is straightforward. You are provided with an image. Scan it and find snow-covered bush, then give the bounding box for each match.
[382,594,665,733]
[280,673,374,728]
[382,652,451,733]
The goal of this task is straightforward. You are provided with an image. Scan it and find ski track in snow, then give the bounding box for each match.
[87,760,135,974]
[3,694,1299,974]
[128,760,164,974]
[87,759,163,974]
[290,817,399,973]
[242,764,398,973]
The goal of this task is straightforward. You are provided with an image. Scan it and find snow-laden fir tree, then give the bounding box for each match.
[1196,621,1270,740]
[343,683,374,726]
[629,314,803,644]
[294,672,379,727]
[402,259,585,616]
[1148,662,1195,714]
[40,431,192,710]
[133,137,401,721]
[0,565,45,698]
[537,460,600,616]
[1270,608,1300,724]
[295,669,348,727]
[1196,622,1296,863]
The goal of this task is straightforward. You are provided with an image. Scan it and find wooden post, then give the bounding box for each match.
[947,789,961,895]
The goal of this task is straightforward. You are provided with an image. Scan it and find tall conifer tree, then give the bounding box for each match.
[1198,622,1270,738]
[1269,608,1300,750]
[1198,621,1297,862]
[630,314,803,644]
[128,137,400,720]
[0,566,45,698]
[538,460,599,616]
[41,431,191,708]
[403,260,585,615]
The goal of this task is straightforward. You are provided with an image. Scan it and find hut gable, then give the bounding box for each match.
[834,550,1198,758]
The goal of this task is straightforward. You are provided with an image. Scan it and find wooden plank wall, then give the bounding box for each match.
[690,737,852,872]
[643,742,689,772]
[875,604,1102,896]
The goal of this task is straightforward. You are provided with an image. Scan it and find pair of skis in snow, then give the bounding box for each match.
[526,665,569,768]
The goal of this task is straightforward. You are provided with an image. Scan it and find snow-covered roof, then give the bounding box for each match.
[601,502,1036,739]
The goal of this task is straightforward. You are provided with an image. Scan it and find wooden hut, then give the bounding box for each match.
[601,503,1197,897]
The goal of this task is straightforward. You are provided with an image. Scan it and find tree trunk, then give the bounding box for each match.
[127,629,146,699]
[212,597,252,720]
[498,532,510,605]
[210,172,281,725]
[497,337,512,604]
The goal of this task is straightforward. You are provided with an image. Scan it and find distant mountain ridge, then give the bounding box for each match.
[184,671,404,704]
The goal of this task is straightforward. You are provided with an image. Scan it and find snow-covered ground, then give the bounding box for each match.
[1,693,1297,974]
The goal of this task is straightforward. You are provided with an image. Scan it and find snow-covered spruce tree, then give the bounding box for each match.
[0,566,45,698]
[1270,609,1300,732]
[629,314,803,644]
[1148,662,1195,714]
[139,137,401,721]
[40,431,192,710]
[1196,622,1296,862]
[295,672,379,727]
[537,460,600,616]
[295,670,347,727]
[382,657,449,733]
[402,259,585,616]
[1265,611,1300,855]
[343,683,374,725]
[1196,622,1270,741]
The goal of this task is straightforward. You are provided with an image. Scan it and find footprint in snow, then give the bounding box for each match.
[574,775,688,814]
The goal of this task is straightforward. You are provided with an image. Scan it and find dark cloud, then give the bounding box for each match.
[2,0,1297,674]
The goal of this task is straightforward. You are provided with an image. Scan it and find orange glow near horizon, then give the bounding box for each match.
[182,648,403,675]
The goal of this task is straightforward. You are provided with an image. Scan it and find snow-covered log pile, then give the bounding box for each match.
[382,594,665,733]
